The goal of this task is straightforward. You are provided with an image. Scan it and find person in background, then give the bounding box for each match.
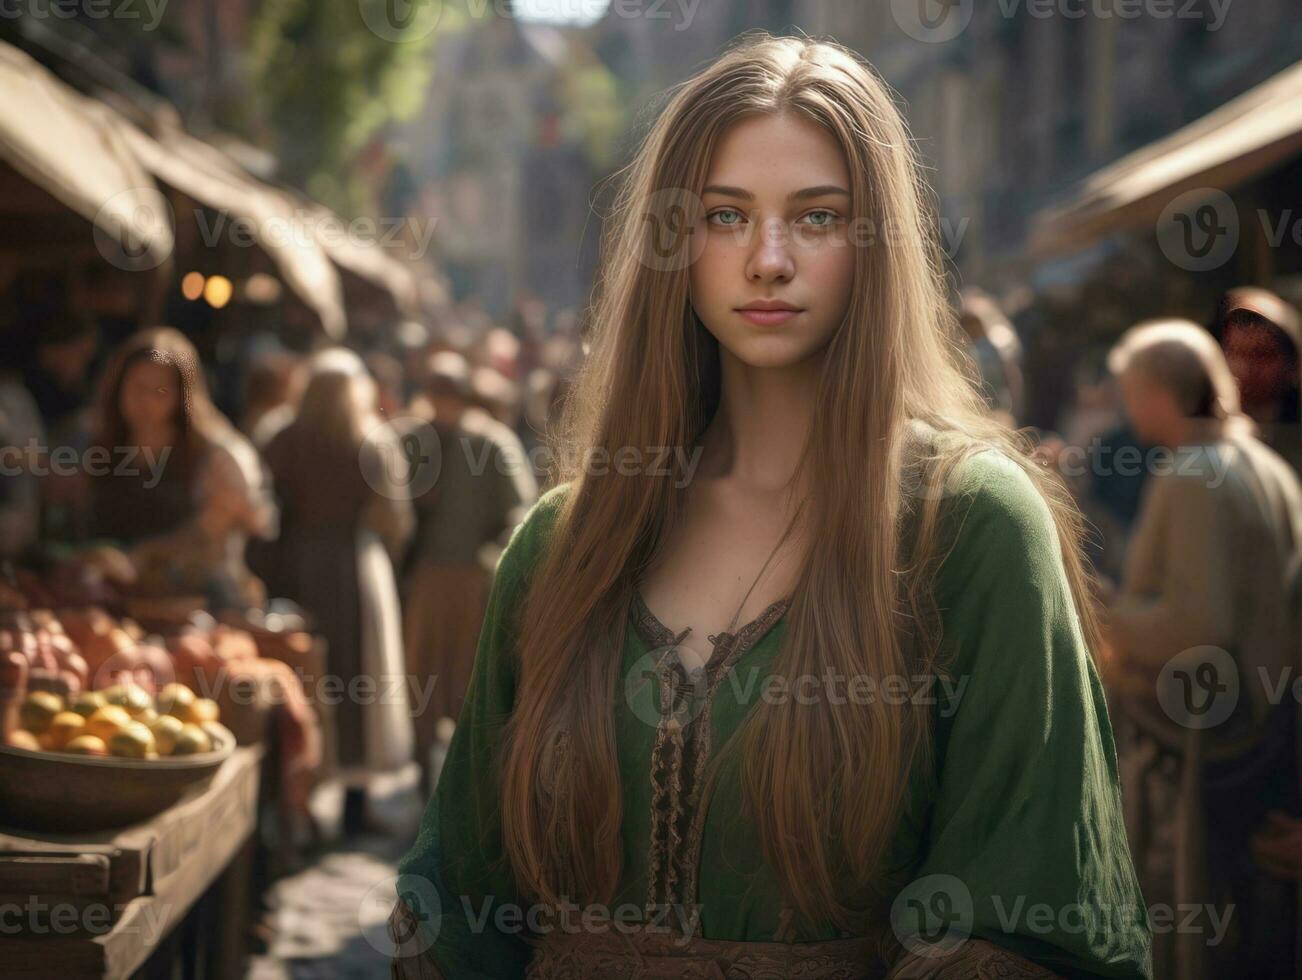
[239,350,305,450]
[364,350,407,422]
[1104,319,1302,980]
[20,306,98,449]
[18,307,100,543]
[88,327,275,609]
[401,350,537,794]
[469,364,524,430]
[0,370,44,560]
[261,349,414,835]
[1214,286,1302,477]
[1048,349,1152,587]
[958,288,1024,427]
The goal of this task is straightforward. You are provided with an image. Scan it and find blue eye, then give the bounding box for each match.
[800,210,838,227]
[707,208,744,226]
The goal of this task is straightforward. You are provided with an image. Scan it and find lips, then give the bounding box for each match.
[735,301,803,326]
[737,300,802,312]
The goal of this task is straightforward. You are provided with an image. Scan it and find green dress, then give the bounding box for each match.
[394,450,1153,979]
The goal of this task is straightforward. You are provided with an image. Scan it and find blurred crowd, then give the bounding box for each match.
[0,293,583,830]
[1,278,1300,978]
[966,284,1302,980]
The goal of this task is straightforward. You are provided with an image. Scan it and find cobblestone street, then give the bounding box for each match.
[247,771,425,979]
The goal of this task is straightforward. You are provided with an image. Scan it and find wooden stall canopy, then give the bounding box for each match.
[1029,60,1302,260]
[110,112,349,341]
[0,42,173,277]
[290,194,423,329]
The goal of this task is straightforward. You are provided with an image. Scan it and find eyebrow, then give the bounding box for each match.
[701,184,850,202]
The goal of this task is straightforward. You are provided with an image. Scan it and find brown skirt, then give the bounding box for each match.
[402,561,492,746]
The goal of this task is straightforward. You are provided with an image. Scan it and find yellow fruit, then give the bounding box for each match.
[5,729,42,751]
[44,712,86,750]
[150,714,185,755]
[199,721,232,752]
[69,692,107,718]
[97,683,125,705]
[64,735,108,756]
[183,697,220,726]
[84,705,133,743]
[108,722,156,759]
[171,724,211,756]
[157,683,196,717]
[20,691,63,734]
[104,684,153,718]
[134,707,159,728]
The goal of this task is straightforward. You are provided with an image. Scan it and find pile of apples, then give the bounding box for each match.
[0,607,244,753]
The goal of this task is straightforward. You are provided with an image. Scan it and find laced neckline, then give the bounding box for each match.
[629,588,790,663]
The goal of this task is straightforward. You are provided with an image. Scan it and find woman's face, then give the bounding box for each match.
[119,359,181,435]
[688,111,855,369]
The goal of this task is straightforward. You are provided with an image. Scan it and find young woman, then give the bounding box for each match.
[89,326,274,608]
[261,349,415,833]
[391,35,1151,979]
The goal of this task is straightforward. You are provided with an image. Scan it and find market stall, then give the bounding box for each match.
[0,42,173,322]
[288,193,422,336]
[0,575,328,976]
[111,108,349,342]
[0,745,261,979]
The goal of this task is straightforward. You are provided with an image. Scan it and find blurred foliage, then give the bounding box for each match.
[248,0,458,216]
[558,61,623,170]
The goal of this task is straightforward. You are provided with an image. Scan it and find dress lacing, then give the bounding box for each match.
[630,589,790,935]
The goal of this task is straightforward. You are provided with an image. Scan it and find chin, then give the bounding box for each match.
[712,328,828,370]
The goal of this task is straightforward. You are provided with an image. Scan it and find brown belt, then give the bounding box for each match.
[523,925,896,979]
[389,897,1065,979]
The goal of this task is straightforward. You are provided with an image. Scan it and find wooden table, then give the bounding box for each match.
[0,746,262,978]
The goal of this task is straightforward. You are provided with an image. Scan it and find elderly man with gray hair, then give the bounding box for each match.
[1104,318,1302,980]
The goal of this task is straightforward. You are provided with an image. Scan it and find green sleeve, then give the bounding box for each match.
[394,483,569,979]
[903,451,1152,979]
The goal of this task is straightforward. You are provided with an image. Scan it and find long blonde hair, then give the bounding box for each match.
[500,33,1102,932]
[290,348,379,452]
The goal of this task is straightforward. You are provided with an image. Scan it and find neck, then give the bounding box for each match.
[1243,399,1282,425]
[698,347,820,497]
[131,425,175,453]
[1163,415,1228,448]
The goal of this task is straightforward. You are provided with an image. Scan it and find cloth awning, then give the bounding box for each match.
[1030,60,1302,259]
[113,112,348,339]
[299,201,421,320]
[0,42,173,270]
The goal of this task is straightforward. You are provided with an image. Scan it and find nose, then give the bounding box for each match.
[745,216,795,284]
